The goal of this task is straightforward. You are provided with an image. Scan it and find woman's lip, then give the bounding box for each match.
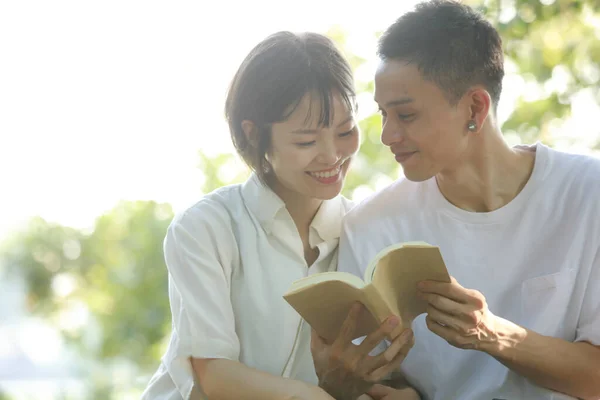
[308,166,340,173]
[307,159,348,173]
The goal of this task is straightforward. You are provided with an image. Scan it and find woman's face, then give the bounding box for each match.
[267,92,360,202]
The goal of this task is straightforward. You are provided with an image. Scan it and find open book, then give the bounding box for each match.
[283,242,450,342]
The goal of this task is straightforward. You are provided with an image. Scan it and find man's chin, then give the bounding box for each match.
[402,168,434,183]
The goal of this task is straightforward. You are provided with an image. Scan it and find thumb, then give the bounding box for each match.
[367,384,393,399]
[310,328,326,351]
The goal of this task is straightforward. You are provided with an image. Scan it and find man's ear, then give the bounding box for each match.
[466,87,491,133]
[241,120,259,148]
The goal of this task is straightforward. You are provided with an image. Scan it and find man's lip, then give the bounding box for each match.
[393,150,417,156]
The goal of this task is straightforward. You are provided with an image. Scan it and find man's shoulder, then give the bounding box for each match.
[343,176,425,227]
[546,146,600,192]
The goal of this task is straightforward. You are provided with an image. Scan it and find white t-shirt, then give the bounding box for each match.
[142,173,354,399]
[338,143,600,400]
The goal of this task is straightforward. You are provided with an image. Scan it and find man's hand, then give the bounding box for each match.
[311,303,415,400]
[417,276,501,350]
[366,384,421,400]
[418,276,600,398]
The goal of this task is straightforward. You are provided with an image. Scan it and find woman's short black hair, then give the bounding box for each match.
[225,31,356,183]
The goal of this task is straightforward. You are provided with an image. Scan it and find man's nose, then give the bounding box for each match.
[381,119,404,147]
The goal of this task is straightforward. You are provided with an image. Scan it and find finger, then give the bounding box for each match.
[310,328,327,352]
[425,315,475,349]
[418,278,469,303]
[418,292,465,315]
[426,305,474,334]
[383,328,414,362]
[368,330,415,381]
[331,302,362,355]
[366,383,394,398]
[361,328,413,375]
[357,315,400,356]
[389,317,406,339]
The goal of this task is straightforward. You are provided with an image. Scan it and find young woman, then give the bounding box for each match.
[142,31,411,400]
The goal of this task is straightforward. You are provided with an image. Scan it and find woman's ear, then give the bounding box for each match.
[241,120,259,148]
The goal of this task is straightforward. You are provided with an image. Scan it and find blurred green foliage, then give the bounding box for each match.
[472,0,600,144]
[1,1,599,398]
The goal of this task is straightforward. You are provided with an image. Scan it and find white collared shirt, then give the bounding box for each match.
[142,173,354,399]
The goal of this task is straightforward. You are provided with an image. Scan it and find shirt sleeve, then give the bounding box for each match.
[165,199,240,360]
[337,215,366,278]
[338,215,389,355]
[575,245,600,345]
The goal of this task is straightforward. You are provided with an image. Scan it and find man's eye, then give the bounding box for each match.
[398,114,415,121]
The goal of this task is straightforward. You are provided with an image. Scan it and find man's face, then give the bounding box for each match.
[374,60,471,182]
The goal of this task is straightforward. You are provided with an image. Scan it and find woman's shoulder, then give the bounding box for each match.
[170,183,246,235]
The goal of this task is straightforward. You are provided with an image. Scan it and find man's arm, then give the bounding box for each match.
[418,278,600,400]
[192,358,335,400]
[481,322,600,400]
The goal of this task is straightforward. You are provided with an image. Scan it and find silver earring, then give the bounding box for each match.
[467,120,477,132]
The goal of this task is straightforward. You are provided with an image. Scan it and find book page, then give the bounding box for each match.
[371,245,450,328]
[283,280,379,342]
[363,241,432,282]
[285,271,365,295]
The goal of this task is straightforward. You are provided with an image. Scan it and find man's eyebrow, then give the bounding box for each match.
[291,115,354,134]
[386,97,414,106]
[374,97,415,107]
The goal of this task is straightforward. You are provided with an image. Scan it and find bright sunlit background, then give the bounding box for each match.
[0,0,410,241]
[1,0,599,399]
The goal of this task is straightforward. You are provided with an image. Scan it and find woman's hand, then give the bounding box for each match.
[310,303,414,400]
[367,384,421,400]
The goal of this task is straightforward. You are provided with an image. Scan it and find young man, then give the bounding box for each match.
[311,1,600,399]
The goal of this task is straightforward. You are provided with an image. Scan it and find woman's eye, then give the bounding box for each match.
[398,113,415,121]
[296,141,316,147]
[339,129,355,137]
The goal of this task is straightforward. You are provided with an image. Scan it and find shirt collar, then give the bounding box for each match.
[310,195,345,242]
[241,173,286,234]
[241,172,346,240]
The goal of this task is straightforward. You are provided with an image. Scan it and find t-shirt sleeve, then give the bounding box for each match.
[338,215,389,355]
[575,245,600,345]
[337,216,366,278]
[165,200,240,360]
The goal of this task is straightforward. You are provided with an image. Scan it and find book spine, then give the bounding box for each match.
[362,284,396,325]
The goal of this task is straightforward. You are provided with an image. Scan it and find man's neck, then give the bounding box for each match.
[435,128,536,213]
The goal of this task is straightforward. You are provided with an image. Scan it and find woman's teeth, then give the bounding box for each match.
[309,167,340,179]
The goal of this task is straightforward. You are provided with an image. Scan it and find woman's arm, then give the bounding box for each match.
[192,358,335,400]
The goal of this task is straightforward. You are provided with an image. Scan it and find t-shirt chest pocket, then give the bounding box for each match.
[520,268,576,336]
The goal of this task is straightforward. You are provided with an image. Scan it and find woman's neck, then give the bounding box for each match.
[267,176,323,258]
